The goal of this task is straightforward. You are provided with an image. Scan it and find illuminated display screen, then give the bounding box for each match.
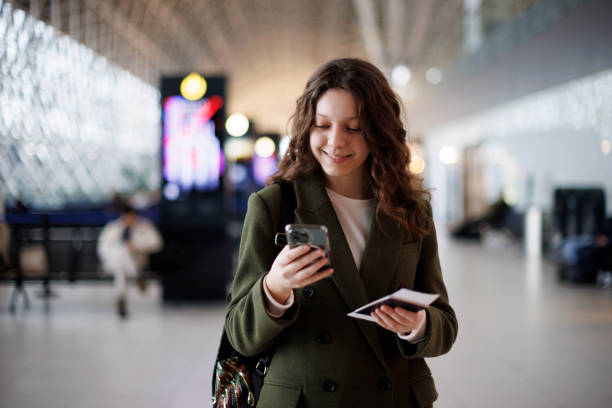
[252,154,278,187]
[162,95,225,199]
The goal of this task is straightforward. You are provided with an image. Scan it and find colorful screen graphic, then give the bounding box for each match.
[253,154,278,187]
[162,95,224,197]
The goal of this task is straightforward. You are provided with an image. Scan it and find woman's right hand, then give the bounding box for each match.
[265,245,334,303]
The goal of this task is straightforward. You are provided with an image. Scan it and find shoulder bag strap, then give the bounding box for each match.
[254,180,296,376]
[277,180,297,236]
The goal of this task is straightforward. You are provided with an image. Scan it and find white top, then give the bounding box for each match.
[324,187,374,272]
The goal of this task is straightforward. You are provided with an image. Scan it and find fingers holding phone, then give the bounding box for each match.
[291,246,334,283]
[267,225,334,301]
[269,244,332,288]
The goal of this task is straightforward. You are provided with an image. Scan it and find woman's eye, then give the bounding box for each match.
[314,124,329,129]
[347,127,361,132]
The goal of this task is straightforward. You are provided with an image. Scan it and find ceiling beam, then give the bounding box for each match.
[404,0,434,64]
[134,0,217,72]
[185,0,235,68]
[84,0,97,51]
[29,0,41,19]
[385,0,404,67]
[82,0,177,71]
[50,0,60,29]
[68,0,80,41]
[222,0,257,69]
[353,0,385,69]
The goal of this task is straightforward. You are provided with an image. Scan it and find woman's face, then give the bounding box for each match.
[309,88,370,194]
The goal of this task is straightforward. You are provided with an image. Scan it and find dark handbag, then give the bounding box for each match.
[212,181,296,407]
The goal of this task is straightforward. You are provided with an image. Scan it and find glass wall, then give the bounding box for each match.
[0,2,160,209]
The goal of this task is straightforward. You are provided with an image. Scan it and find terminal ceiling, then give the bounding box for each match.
[8,0,538,134]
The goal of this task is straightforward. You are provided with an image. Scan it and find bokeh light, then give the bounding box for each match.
[180,72,207,101]
[254,136,276,158]
[409,153,426,174]
[224,138,254,161]
[278,135,291,158]
[391,65,412,87]
[426,67,443,85]
[439,146,459,165]
[225,113,250,137]
[602,139,611,155]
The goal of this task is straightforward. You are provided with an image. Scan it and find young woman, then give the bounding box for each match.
[225,58,457,407]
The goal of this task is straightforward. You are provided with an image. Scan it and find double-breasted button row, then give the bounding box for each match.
[322,379,337,392]
[302,285,315,299]
[378,376,392,391]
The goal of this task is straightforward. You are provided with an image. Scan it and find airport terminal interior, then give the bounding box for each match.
[1,0,611,407]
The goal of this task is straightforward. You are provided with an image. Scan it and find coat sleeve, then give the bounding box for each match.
[397,210,458,359]
[225,190,300,357]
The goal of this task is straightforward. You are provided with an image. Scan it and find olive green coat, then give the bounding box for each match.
[225,175,458,408]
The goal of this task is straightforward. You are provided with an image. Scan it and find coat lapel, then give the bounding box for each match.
[360,211,404,302]
[292,176,389,369]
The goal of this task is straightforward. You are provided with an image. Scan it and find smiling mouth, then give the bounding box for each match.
[323,151,351,162]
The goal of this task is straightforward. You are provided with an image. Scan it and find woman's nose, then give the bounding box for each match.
[327,126,346,147]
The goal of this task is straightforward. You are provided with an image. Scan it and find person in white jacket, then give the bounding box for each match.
[97,202,163,318]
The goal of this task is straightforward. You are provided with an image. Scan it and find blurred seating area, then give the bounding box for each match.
[448,186,612,288]
[553,188,612,285]
[0,198,162,311]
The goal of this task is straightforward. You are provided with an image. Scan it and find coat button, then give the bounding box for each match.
[302,285,315,299]
[316,331,332,344]
[378,377,392,391]
[322,379,337,392]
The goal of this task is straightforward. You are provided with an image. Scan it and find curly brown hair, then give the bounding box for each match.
[269,58,431,241]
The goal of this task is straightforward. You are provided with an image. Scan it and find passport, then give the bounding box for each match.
[347,288,439,322]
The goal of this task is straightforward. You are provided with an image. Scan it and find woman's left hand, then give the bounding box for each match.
[371,305,426,336]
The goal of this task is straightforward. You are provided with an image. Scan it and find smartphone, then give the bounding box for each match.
[285,224,332,272]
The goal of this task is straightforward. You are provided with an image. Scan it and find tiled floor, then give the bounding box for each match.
[1,238,611,408]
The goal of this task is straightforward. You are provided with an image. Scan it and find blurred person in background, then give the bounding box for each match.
[97,200,163,318]
[104,192,123,219]
[560,215,612,284]
[450,193,513,241]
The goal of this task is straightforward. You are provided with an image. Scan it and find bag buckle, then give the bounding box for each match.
[274,233,287,246]
[255,359,268,376]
